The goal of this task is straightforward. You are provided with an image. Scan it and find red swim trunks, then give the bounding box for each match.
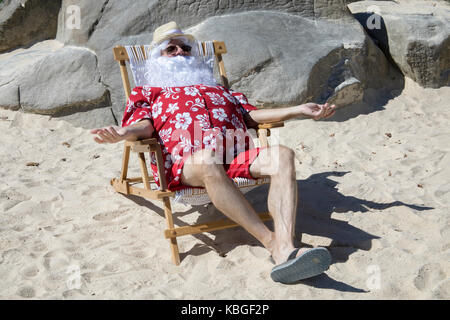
[168,147,262,192]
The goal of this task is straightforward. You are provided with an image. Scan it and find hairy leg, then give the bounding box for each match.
[249,145,307,264]
[181,148,275,250]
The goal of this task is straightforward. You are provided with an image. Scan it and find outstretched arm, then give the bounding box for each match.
[90,119,154,144]
[246,103,336,124]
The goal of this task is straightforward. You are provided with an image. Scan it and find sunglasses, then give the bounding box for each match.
[163,44,192,55]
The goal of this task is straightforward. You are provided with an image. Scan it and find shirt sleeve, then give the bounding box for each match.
[121,86,154,127]
[229,89,258,114]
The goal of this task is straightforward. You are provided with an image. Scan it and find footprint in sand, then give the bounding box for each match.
[21,265,40,279]
[92,210,129,222]
[440,223,450,236]
[32,240,48,252]
[414,263,447,291]
[42,250,71,271]
[17,286,36,299]
[0,188,31,211]
[432,279,450,299]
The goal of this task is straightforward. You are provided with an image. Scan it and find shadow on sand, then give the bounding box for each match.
[122,170,432,292]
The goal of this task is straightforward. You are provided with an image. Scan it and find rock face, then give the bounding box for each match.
[0,41,112,127]
[0,0,62,53]
[188,11,399,108]
[19,46,110,116]
[56,0,358,48]
[54,0,366,122]
[4,0,445,128]
[57,0,398,123]
[348,0,450,88]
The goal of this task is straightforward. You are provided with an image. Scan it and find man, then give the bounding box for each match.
[91,22,336,284]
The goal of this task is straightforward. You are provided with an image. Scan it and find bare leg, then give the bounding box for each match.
[249,145,308,264]
[181,148,275,251]
[181,146,330,282]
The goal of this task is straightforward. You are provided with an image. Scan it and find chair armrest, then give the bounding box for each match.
[125,138,159,147]
[257,122,284,130]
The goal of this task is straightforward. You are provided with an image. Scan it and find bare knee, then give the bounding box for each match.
[274,145,296,178]
[182,149,225,186]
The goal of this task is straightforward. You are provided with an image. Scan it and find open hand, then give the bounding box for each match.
[90,126,129,144]
[300,103,336,120]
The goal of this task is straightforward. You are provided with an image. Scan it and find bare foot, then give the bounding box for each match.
[266,233,312,265]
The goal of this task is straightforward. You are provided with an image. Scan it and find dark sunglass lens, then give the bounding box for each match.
[166,46,177,53]
[182,45,192,52]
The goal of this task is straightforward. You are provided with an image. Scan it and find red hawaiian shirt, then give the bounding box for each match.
[121,85,258,191]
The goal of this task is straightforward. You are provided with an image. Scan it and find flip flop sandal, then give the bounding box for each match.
[270,247,332,284]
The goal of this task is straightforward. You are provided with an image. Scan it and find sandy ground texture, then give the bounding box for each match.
[0,78,449,299]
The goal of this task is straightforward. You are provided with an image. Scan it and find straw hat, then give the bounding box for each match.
[151,21,195,47]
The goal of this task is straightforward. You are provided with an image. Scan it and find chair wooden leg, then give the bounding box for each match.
[163,197,180,265]
[137,152,151,189]
[121,144,131,180]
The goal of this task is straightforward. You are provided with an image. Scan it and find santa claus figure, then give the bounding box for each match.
[91,21,336,284]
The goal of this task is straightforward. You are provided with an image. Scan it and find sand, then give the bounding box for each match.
[0,77,449,299]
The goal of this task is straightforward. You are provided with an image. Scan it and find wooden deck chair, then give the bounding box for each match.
[111,40,284,265]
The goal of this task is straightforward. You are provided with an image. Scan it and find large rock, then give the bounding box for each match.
[0,41,113,128]
[0,40,62,111]
[188,11,401,108]
[348,0,450,88]
[0,0,62,53]
[56,0,110,46]
[56,0,359,47]
[54,0,364,120]
[1,0,403,128]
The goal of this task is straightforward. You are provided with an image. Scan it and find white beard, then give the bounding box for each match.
[143,55,218,87]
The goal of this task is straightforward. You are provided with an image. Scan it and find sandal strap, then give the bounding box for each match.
[270,248,301,265]
[287,248,300,261]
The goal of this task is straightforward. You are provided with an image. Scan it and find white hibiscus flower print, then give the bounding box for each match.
[159,127,173,142]
[212,108,229,122]
[184,86,200,96]
[166,102,179,114]
[152,101,163,118]
[126,100,134,113]
[165,157,173,169]
[206,92,226,106]
[229,91,248,105]
[223,91,238,104]
[195,114,211,130]
[177,135,200,154]
[150,153,157,165]
[231,113,244,129]
[141,86,152,99]
[161,87,181,99]
[186,97,205,112]
[172,112,192,130]
[138,110,149,118]
[170,152,182,162]
[203,133,217,149]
